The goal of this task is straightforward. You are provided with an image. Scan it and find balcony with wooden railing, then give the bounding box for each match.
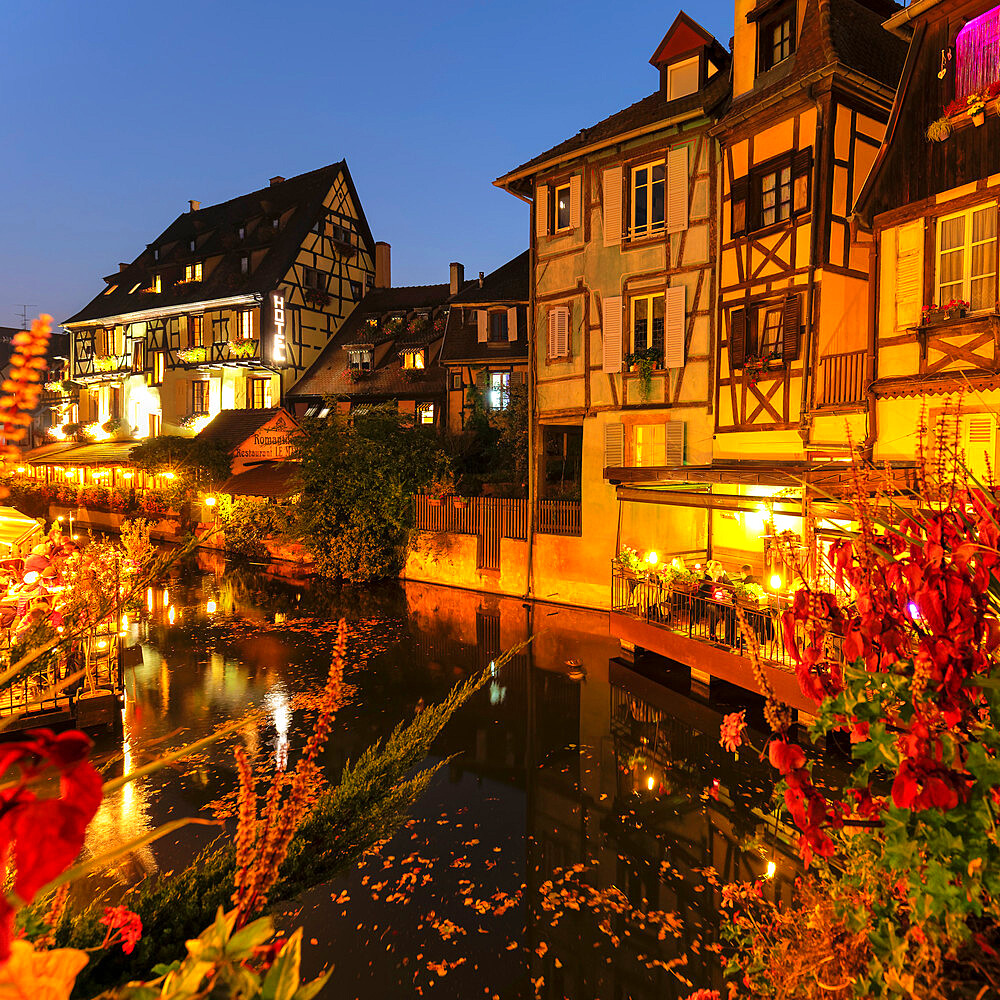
[816,350,867,408]
[536,498,581,536]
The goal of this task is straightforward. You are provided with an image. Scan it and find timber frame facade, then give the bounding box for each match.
[495,12,730,609]
[712,0,904,459]
[856,0,1000,478]
[63,162,375,439]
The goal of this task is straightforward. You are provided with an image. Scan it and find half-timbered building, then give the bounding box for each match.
[286,245,459,427]
[438,251,529,435]
[62,162,375,440]
[495,12,729,609]
[855,0,1000,477]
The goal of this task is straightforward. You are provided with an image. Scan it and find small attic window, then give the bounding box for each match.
[956,7,1000,100]
[153,248,159,262]
[238,226,246,240]
[129,282,142,293]
[104,284,118,296]
[272,217,280,230]
[667,55,700,100]
[189,239,196,252]
[759,5,795,72]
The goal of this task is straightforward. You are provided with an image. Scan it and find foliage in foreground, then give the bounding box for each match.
[289,403,451,582]
[60,664,490,996]
[722,410,1000,999]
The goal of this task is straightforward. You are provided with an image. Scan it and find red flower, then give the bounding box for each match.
[768,739,805,773]
[719,711,747,754]
[100,905,143,955]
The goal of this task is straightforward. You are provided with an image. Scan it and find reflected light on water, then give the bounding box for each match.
[167,604,175,625]
[265,685,291,770]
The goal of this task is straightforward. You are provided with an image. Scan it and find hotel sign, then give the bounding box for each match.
[269,290,287,366]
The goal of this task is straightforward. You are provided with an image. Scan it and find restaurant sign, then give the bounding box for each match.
[230,410,298,472]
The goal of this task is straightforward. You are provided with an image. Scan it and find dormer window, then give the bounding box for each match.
[402,349,425,370]
[238,226,246,240]
[759,5,795,72]
[184,262,203,282]
[189,239,196,252]
[153,248,160,262]
[153,274,162,293]
[666,55,700,100]
[349,349,373,372]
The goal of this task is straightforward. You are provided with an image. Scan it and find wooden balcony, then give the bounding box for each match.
[816,350,867,408]
[609,563,820,714]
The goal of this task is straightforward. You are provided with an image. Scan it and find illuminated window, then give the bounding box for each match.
[152,352,164,386]
[634,424,666,466]
[937,203,998,311]
[104,283,117,296]
[247,378,270,409]
[131,342,146,373]
[418,404,435,425]
[129,282,141,293]
[349,349,373,372]
[554,184,572,232]
[148,412,161,437]
[631,161,666,239]
[402,349,425,370]
[631,294,665,354]
[153,274,162,293]
[667,56,700,100]
[190,315,204,347]
[488,371,510,410]
[956,8,1000,99]
[191,380,209,415]
[184,262,203,282]
[239,310,254,340]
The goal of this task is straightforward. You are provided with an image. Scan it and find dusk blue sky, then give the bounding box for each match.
[2,1,732,329]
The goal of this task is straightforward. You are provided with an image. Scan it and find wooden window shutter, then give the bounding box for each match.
[511,370,527,389]
[175,379,187,416]
[476,368,489,391]
[569,174,582,230]
[731,176,749,237]
[664,421,686,466]
[964,414,998,482]
[602,295,623,373]
[604,422,624,469]
[729,307,747,368]
[895,220,923,331]
[535,184,549,240]
[603,166,623,247]
[507,306,518,341]
[550,306,570,358]
[664,285,687,368]
[792,147,813,215]
[782,295,802,362]
[666,146,689,233]
[477,310,488,343]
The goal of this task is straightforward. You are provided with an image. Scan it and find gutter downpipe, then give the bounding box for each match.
[525,193,537,604]
[863,239,879,461]
[800,94,824,442]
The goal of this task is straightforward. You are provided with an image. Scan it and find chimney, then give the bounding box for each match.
[478,271,484,287]
[449,262,464,296]
[375,241,391,289]
[189,200,200,213]
[269,175,285,187]
[119,263,129,272]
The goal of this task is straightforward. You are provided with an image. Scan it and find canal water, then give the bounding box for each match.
[86,553,796,1000]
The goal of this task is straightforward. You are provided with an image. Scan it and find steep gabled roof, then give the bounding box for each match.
[496,15,730,189]
[197,408,292,449]
[65,161,375,326]
[649,11,718,66]
[449,251,529,306]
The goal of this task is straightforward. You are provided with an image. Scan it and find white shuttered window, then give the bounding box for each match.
[666,145,689,233]
[477,310,488,343]
[603,166,623,247]
[548,306,570,359]
[604,422,624,469]
[602,295,623,373]
[507,306,518,342]
[895,221,923,331]
[664,285,686,368]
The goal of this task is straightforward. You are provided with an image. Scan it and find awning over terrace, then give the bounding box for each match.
[0,508,43,554]
[22,441,138,466]
[219,461,300,499]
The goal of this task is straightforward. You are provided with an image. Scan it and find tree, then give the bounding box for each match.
[289,402,451,582]
[129,436,232,487]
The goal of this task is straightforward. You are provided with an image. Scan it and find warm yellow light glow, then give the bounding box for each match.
[766,860,776,879]
[15,467,24,474]
[770,574,782,590]
[121,613,128,628]
[164,471,176,480]
[646,551,658,566]
[204,496,216,507]
[168,605,175,624]
[646,775,656,791]
[206,600,217,614]
[146,587,154,612]
[97,639,108,650]
[22,571,39,585]
[123,472,133,479]
[162,588,169,604]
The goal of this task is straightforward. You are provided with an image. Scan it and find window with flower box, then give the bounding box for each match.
[631,294,665,356]
[184,262,203,282]
[936,203,997,312]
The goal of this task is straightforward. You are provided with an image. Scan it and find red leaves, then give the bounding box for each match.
[99,905,143,955]
[0,730,103,959]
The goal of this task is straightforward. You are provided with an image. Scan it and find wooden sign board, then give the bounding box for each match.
[230,410,298,473]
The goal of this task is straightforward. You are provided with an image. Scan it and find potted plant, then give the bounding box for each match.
[177,346,206,364]
[744,356,765,388]
[426,474,454,507]
[616,545,644,578]
[452,495,468,509]
[926,118,952,142]
[625,347,662,401]
[227,339,256,359]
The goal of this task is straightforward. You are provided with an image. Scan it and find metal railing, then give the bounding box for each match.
[611,563,794,667]
[817,350,867,407]
[537,499,582,536]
